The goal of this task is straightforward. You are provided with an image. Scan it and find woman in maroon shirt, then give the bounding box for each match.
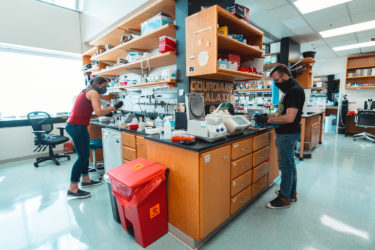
[66,77,123,198]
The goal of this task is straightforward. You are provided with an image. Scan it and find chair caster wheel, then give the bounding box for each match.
[34,163,39,167]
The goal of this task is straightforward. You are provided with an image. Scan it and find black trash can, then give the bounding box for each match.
[104,174,121,223]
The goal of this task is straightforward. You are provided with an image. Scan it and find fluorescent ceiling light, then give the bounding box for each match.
[320,20,375,38]
[333,41,375,51]
[294,0,352,14]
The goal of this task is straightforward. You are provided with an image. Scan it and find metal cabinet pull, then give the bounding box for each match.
[241,147,248,151]
[240,197,248,204]
[223,155,231,159]
[241,165,247,169]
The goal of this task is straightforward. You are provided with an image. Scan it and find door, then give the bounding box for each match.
[200,145,231,239]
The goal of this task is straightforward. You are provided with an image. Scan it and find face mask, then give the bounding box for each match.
[98,87,107,94]
[275,78,294,92]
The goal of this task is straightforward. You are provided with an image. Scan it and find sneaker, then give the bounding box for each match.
[266,194,291,209]
[275,189,297,202]
[67,189,91,199]
[81,180,103,187]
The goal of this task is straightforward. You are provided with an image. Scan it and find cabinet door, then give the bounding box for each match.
[253,161,269,184]
[200,145,231,239]
[231,138,253,161]
[136,136,147,158]
[231,154,252,179]
[253,132,270,152]
[123,146,136,161]
[311,122,320,149]
[253,146,270,167]
[268,130,279,185]
[122,132,136,148]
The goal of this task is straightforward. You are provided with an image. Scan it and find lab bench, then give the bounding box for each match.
[145,128,279,248]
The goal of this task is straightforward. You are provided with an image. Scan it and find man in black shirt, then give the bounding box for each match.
[266,64,305,209]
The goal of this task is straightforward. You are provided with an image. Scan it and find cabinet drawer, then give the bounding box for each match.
[231,170,252,197]
[231,138,253,161]
[253,132,270,152]
[122,146,136,161]
[136,136,147,158]
[231,154,252,179]
[253,161,269,184]
[122,132,136,148]
[251,175,268,198]
[253,146,270,167]
[231,185,251,214]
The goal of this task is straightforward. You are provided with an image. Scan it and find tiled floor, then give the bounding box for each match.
[1,132,375,250]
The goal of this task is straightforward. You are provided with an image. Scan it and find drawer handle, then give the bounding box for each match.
[224,155,231,159]
[136,143,142,146]
[240,183,246,186]
[241,147,249,151]
[241,165,248,169]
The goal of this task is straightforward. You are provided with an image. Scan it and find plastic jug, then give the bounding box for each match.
[163,117,172,140]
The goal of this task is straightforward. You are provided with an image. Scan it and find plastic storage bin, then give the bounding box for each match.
[107,158,168,248]
[104,174,121,223]
[141,13,173,35]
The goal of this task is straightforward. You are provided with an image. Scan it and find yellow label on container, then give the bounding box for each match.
[131,164,144,171]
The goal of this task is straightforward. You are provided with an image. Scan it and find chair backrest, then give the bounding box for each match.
[27,111,53,133]
[357,110,375,127]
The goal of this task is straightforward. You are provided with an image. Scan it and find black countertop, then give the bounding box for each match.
[301,111,325,118]
[145,127,273,152]
[0,116,68,128]
[90,121,147,136]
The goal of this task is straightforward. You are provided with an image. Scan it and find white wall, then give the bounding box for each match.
[314,56,375,110]
[0,123,70,163]
[80,0,147,48]
[0,0,81,53]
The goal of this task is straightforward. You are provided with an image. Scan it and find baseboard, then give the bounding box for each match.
[0,150,66,165]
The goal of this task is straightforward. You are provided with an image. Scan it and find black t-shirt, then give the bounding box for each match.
[275,78,305,134]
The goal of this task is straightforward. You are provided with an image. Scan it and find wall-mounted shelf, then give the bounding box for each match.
[347,65,375,70]
[92,51,176,76]
[289,57,316,65]
[311,87,326,90]
[263,63,279,70]
[83,47,98,56]
[91,24,176,62]
[185,5,263,81]
[108,79,177,91]
[233,89,272,92]
[346,75,375,80]
[90,0,176,46]
[217,34,262,57]
[84,67,100,73]
[345,86,375,90]
[263,52,279,57]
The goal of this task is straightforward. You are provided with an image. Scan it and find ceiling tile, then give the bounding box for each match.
[356,31,375,40]
[327,39,358,48]
[347,0,375,16]
[315,50,337,59]
[303,4,348,24]
[267,4,300,21]
[350,10,375,23]
[313,17,352,32]
[255,0,288,11]
[283,16,308,29]
[293,26,314,36]
[360,47,375,53]
[335,49,361,57]
[324,34,357,44]
[301,40,327,51]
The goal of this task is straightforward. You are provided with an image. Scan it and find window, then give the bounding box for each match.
[0,46,85,118]
[37,0,83,12]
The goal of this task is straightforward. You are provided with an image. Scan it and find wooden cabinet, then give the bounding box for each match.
[252,175,268,198]
[231,154,252,179]
[253,161,269,184]
[231,138,253,160]
[185,5,263,81]
[253,132,269,151]
[289,57,315,89]
[231,170,252,197]
[231,186,251,214]
[123,146,137,161]
[253,146,270,167]
[200,146,231,239]
[345,53,375,90]
[122,132,136,148]
[268,130,279,185]
[136,136,147,158]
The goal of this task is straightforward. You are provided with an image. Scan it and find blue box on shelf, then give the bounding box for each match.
[141,13,174,35]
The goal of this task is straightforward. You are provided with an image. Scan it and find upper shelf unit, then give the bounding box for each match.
[345,53,375,89]
[186,5,263,81]
[90,0,176,47]
[92,51,176,76]
[91,23,176,62]
[289,57,315,89]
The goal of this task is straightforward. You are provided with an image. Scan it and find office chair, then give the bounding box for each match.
[353,110,375,143]
[27,111,71,167]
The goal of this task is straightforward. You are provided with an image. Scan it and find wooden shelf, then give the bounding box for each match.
[217,6,263,38]
[90,0,175,46]
[313,80,328,83]
[233,88,272,92]
[347,53,375,59]
[93,51,176,76]
[311,87,326,90]
[289,57,316,65]
[263,52,279,56]
[83,47,98,56]
[91,24,176,62]
[109,79,177,90]
[346,75,375,79]
[84,67,100,73]
[217,34,262,57]
[347,65,375,70]
[216,68,263,80]
[264,63,279,69]
[345,86,375,89]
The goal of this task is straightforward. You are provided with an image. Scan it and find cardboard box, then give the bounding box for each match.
[218,26,228,36]
[141,13,174,35]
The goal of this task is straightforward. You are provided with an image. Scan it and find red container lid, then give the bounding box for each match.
[107,158,167,188]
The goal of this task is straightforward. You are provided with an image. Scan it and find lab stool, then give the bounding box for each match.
[89,139,104,179]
